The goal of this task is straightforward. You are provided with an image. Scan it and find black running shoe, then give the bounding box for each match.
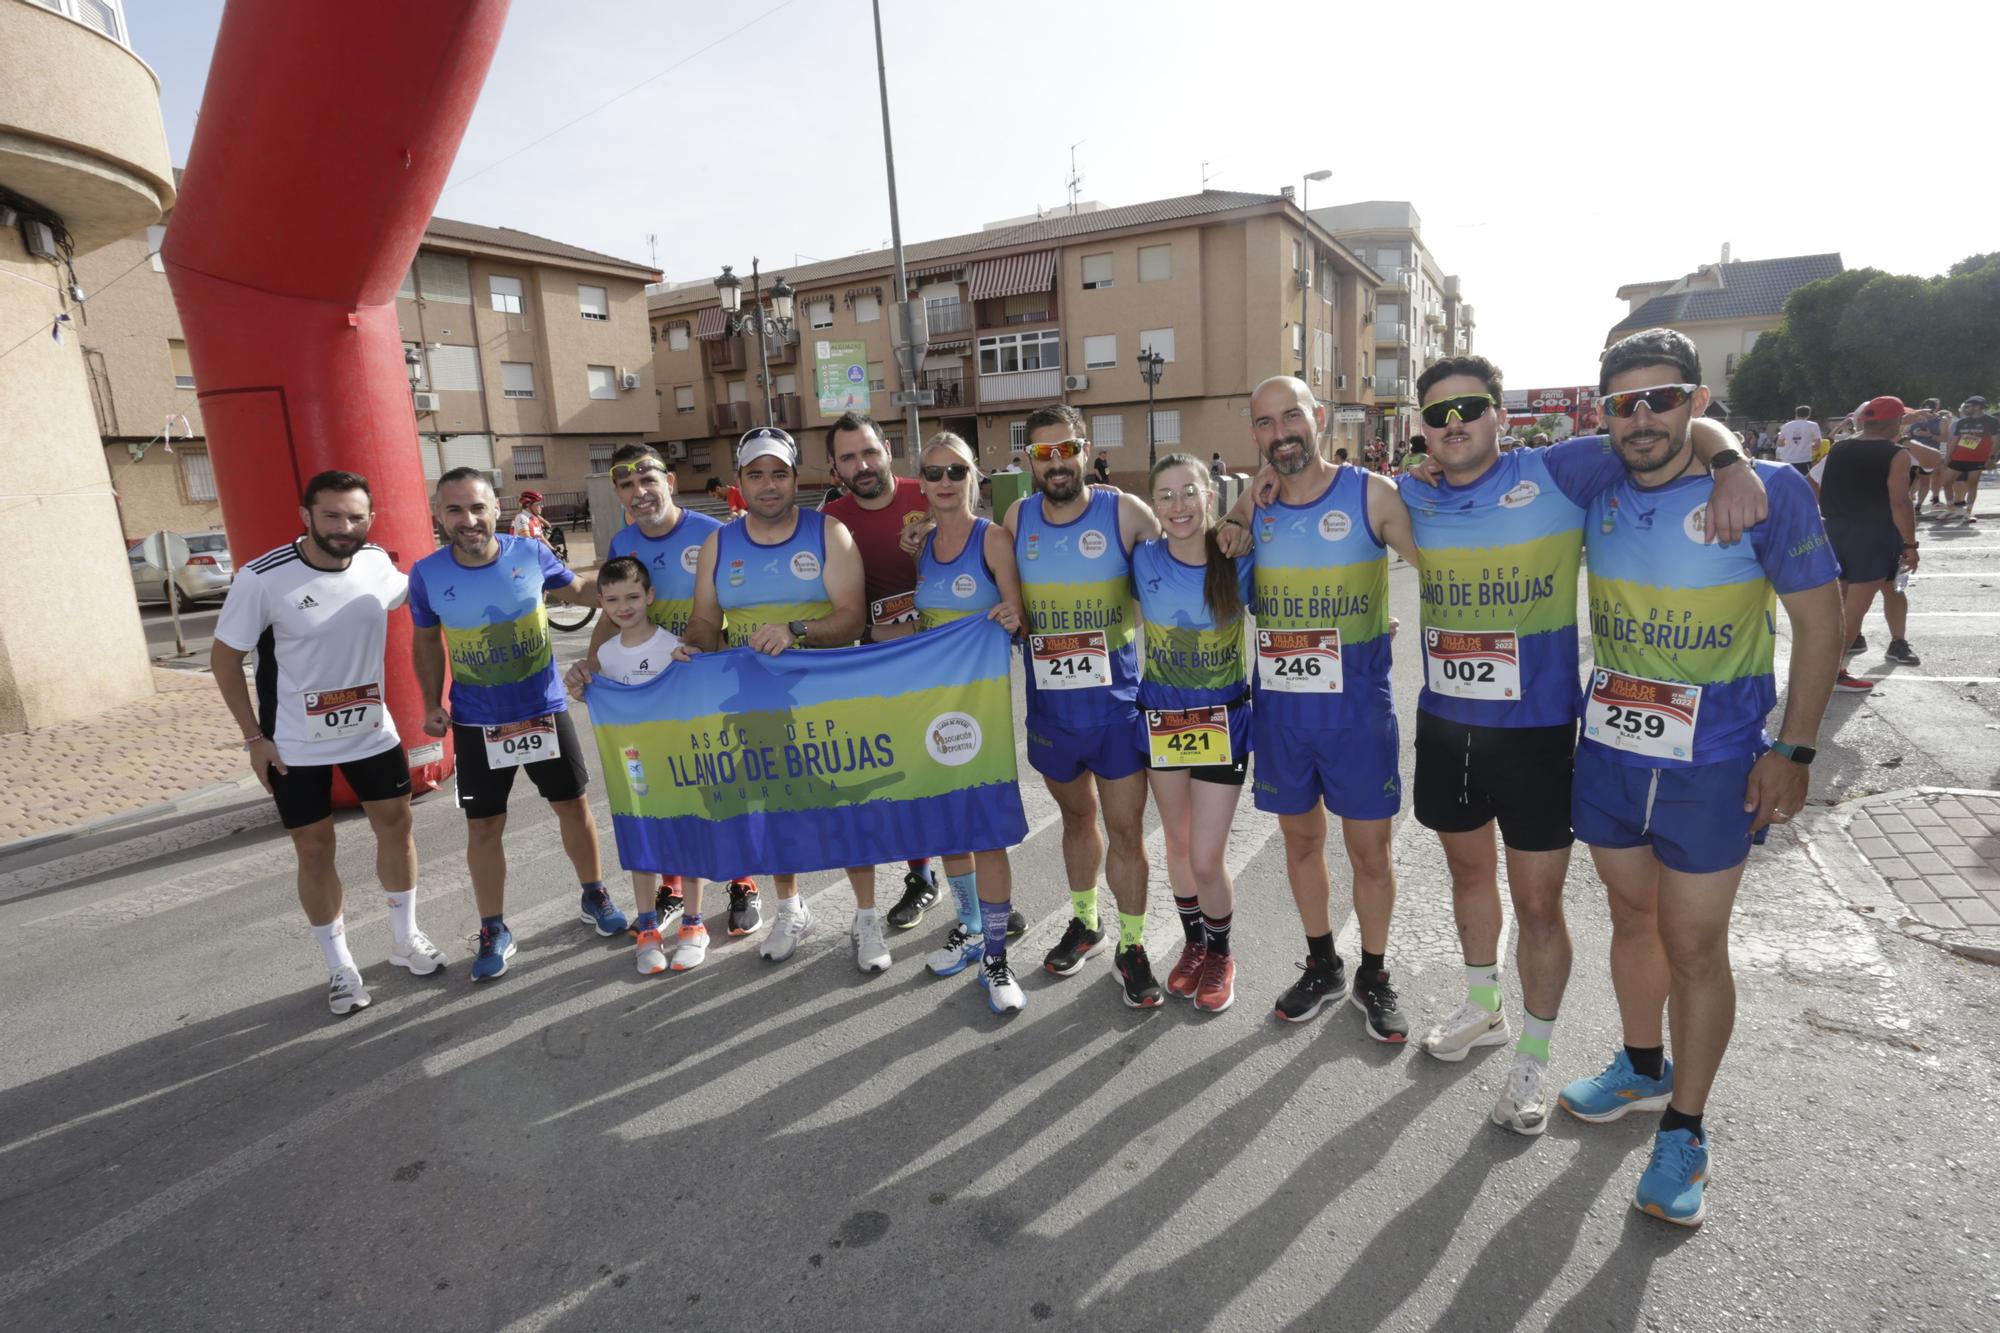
[886,866,940,930]
[1114,944,1164,1008]
[1352,965,1409,1043]
[1846,633,1867,656]
[654,876,684,922]
[1007,909,1028,937]
[727,881,763,937]
[1043,917,1105,976]
[1273,956,1349,1024]
[1886,639,1921,665]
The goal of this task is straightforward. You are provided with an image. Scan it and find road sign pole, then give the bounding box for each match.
[167,576,185,657]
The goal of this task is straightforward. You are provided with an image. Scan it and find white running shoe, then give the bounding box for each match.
[1422,1000,1511,1062]
[926,924,983,977]
[981,956,1027,1013]
[1492,1053,1553,1137]
[670,922,710,972]
[759,900,815,962]
[328,966,371,1015]
[852,910,892,974]
[634,925,668,975]
[390,930,447,976]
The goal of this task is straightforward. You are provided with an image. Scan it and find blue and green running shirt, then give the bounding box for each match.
[408,534,572,726]
[1131,537,1254,709]
[1581,460,1838,767]
[1399,436,1624,728]
[712,508,839,649]
[606,508,723,637]
[916,518,1001,629]
[1015,489,1139,726]
[1247,466,1391,727]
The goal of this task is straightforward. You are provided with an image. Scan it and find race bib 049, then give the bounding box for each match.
[483,715,560,769]
[1424,628,1520,701]
[1583,669,1701,761]
[1029,631,1111,690]
[1256,628,1342,693]
[1146,706,1233,769]
[302,683,384,742]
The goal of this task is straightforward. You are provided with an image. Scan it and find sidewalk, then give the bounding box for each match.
[1814,789,2000,964]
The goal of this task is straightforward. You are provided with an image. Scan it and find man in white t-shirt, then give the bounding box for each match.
[1777,405,1822,474]
[211,470,445,1016]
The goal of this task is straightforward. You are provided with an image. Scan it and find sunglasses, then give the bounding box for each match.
[1419,394,1496,429]
[921,464,972,482]
[1600,384,1698,419]
[609,460,666,481]
[1025,440,1084,461]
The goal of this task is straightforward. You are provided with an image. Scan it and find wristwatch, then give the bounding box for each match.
[1771,741,1816,765]
[787,619,810,646]
[1708,448,1744,471]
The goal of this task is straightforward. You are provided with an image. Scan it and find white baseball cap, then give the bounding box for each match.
[735,427,798,469]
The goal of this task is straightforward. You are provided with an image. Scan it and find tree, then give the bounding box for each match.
[1730,328,1793,422]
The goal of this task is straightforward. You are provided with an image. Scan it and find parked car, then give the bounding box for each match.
[129,532,236,604]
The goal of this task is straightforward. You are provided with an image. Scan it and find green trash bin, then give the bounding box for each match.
[987,468,1033,516]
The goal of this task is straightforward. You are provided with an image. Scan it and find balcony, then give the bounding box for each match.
[925,302,972,336]
[702,336,746,374]
[711,402,753,435]
[1374,322,1410,345]
[920,367,968,408]
[763,330,799,367]
[772,393,804,431]
[978,368,1063,405]
[1373,375,1412,399]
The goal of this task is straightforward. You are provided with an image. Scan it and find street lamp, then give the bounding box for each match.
[715,260,796,428]
[1299,168,1331,378]
[1138,345,1166,473]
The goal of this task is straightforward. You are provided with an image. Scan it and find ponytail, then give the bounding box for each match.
[1148,451,1243,625]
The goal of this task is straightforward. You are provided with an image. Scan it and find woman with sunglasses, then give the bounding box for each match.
[1132,453,1254,1012]
[890,433,1032,1012]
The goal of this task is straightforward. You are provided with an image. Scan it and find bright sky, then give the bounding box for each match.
[130,0,1985,388]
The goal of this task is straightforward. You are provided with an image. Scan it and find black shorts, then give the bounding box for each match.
[1824,518,1902,585]
[268,741,412,830]
[1948,459,1983,476]
[1413,710,1575,852]
[1147,753,1249,786]
[451,711,589,820]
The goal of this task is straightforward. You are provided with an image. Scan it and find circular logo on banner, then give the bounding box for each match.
[1078,530,1108,559]
[791,551,822,580]
[680,545,701,574]
[1318,510,1352,542]
[925,712,983,766]
[1500,480,1541,509]
[952,573,977,599]
[1682,505,1710,544]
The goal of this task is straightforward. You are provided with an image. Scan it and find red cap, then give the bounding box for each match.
[1856,396,1906,422]
[518,489,544,504]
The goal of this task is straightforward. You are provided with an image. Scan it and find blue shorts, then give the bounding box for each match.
[1570,744,1767,874]
[1250,708,1401,820]
[1026,712,1147,784]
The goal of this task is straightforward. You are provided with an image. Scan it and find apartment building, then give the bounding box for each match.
[647,190,1390,482]
[1607,248,1843,403]
[78,211,660,538]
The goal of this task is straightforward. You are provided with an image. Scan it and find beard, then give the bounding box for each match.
[844,467,887,498]
[311,529,363,560]
[1268,432,1315,476]
[1615,422,1689,474]
[1039,466,1083,502]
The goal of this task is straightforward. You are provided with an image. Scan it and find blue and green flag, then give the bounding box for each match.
[585,614,1026,879]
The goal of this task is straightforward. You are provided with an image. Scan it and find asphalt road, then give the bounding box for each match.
[5,511,1998,1331]
[137,600,222,659]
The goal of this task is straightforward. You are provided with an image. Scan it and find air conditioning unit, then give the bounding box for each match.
[1336,374,1349,391]
[1311,369,1322,385]
[1064,374,1089,392]
[1295,267,1312,290]
[481,469,504,492]
[665,440,689,461]
[412,391,441,412]
[620,371,641,390]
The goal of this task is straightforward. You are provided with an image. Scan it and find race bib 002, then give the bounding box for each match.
[302,683,383,742]
[1256,628,1342,693]
[1029,631,1111,691]
[1424,628,1520,701]
[1146,706,1233,769]
[483,715,560,769]
[1583,669,1701,761]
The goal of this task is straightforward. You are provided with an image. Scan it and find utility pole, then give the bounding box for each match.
[872,0,925,459]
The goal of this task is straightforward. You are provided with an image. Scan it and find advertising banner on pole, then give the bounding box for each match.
[815,340,871,414]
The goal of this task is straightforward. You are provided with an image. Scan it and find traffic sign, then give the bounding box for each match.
[891,390,936,409]
[138,531,191,571]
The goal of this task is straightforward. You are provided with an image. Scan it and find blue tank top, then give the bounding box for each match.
[712,509,837,648]
[1132,536,1255,757]
[1015,490,1139,726]
[917,518,1001,629]
[606,508,723,638]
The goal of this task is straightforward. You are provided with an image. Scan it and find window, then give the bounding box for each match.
[868,361,886,392]
[587,364,618,400]
[853,294,881,323]
[1092,414,1125,449]
[501,361,536,398]
[1139,328,1176,363]
[727,379,749,404]
[807,298,834,330]
[416,253,471,304]
[398,267,416,299]
[1293,239,1304,271]
[589,443,615,473]
[419,433,495,482]
[667,324,690,351]
[674,385,695,412]
[977,329,1062,375]
[146,224,166,273]
[1083,334,1118,370]
[489,275,524,314]
[1010,422,1027,452]
[1291,324,1303,355]
[1320,263,1335,301]
[512,444,547,480]
[578,285,609,321]
[1081,253,1113,290]
[774,373,797,396]
[180,449,216,502]
[1152,409,1182,445]
[1138,245,1171,283]
[168,339,194,389]
[402,341,429,389]
[428,344,482,391]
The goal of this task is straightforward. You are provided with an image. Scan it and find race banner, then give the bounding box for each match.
[584,614,1026,879]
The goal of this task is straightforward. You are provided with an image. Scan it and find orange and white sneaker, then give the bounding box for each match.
[1194,951,1236,1013]
[1166,940,1207,999]
[634,922,668,975]
[670,921,710,972]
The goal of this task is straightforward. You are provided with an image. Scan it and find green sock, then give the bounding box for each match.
[1117,910,1147,950]
[1071,887,1099,932]
[1465,961,1501,1013]
[1517,1010,1556,1065]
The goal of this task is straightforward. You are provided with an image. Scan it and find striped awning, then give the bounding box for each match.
[907,261,962,282]
[927,339,970,355]
[967,250,1055,301]
[662,318,692,335]
[694,307,728,340]
[844,285,882,305]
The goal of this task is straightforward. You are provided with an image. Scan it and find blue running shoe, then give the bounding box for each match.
[1634,1127,1709,1227]
[1558,1050,1673,1123]
[471,923,516,982]
[580,885,629,937]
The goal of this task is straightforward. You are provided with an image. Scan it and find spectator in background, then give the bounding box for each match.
[1211,451,1227,480]
[1810,396,1921,677]
[1092,454,1112,485]
[1778,405,1822,474]
[705,475,748,518]
[1945,395,1995,523]
[1909,398,1950,512]
[510,490,549,545]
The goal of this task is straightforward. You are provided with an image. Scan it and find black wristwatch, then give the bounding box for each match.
[787,619,810,645]
[1771,741,1816,766]
[1709,448,1744,471]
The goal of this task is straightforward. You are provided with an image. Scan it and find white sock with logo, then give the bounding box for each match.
[312,916,357,972]
[384,890,417,943]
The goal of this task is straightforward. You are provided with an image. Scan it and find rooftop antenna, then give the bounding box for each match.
[1202,160,1217,190]
[645,232,659,269]
[1067,141,1084,216]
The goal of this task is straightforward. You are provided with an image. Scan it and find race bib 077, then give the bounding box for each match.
[302,683,384,742]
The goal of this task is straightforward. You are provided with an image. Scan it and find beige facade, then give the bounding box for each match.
[1607,251,1843,404]
[648,191,1388,486]
[0,0,173,732]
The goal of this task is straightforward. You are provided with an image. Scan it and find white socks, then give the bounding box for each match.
[384,890,417,943]
[312,916,357,972]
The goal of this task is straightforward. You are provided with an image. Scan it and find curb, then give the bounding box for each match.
[1798,788,2000,967]
[0,774,264,863]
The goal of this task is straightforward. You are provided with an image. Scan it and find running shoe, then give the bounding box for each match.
[853,911,892,974]
[1491,1054,1553,1137]
[655,876,685,921]
[579,886,629,938]
[1193,951,1236,1013]
[1166,940,1208,999]
[670,921,709,971]
[1558,1050,1674,1122]
[1007,909,1028,937]
[471,923,516,982]
[885,865,940,930]
[1846,633,1867,656]
[1273,956,1349,1024]
[758,900,814,962]
[925,923,983,977]
[981,956,1027,1013]
[1352,965,1409,1043]
[1043,917,1106,977]
[634,923,668,975]
[1114,944,1164,1008]
[1885,639,1921,665]
[389,930,447,977]
[727,881,763,936]
[1422,1000,1510,1062]
[1633,1127,1709,1227]
[1834,671,1876,694]
[327,965,371,1015]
